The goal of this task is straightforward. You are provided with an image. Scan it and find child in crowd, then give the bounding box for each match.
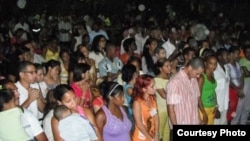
[54,105,97,141]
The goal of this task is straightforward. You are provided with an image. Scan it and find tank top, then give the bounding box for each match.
[201,73,217,108]
[132,96,157,141]
[60,61,69,84]
[71,82,92,108]
[102,106,132,141]
[123,83,133,116]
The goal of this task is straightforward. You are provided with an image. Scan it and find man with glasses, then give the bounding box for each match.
[15,61,45,120]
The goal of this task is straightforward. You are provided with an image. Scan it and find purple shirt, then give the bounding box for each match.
[102,106,132,141]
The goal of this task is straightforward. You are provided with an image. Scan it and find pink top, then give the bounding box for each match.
[71,82,92,108]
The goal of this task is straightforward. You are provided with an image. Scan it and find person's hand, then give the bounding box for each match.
[214,108,221,119]
[201,113,208,125]
[238,89,245,98]
[28,88,40,102]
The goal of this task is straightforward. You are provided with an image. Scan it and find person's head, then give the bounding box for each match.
[44,60,60,77]
[228,46,241,62]
[182,47,196,64]
[18,61,37,83]
[0,89,15,112]
[59,50,70,63]
[185,57,205,79]
[78,44,89,58]
[54,105,72,121]
[76,52,86,63]
[243,45,250,61]
[91,35,106,53]
[0,79,19,105]
[122,64,137,83]
[123,38,137,53]
[154,58,171,76]
[101,81,124,107]
[105,43,116,59]
[34,63,45,82]
[24,40,35,54]
[82,34,90,45]
[16,46,32,62]
[216,48,229,65]
[145,37,158,52]
[44,89,58,116]
[200,48,215,60]
[54,84,77,111]
[73,63,91,82]
[204,55,218,72]
[133,74,155,100]
[154,47,166,59]
[127,56,142,73]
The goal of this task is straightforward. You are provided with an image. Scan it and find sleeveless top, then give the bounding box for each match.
[132,96,157,141]
[102,106,132,141]
[123,83,133,117]
[60,61,69,84]
[71,82,92,108]
[201,73,217,108]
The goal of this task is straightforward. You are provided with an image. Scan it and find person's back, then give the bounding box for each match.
[54,105,97,141]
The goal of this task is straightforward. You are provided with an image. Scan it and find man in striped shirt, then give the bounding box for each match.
[167,57,207,125]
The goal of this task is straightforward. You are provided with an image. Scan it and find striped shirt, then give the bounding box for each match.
[167,69,200,125]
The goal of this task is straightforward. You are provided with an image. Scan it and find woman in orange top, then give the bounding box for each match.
[132,74,159,141]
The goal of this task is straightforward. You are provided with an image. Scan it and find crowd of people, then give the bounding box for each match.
[0,8,250,141]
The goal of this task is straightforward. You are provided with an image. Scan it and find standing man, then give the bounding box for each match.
[167,57,207,125]
[231,45,250,124]
[213,48,230,125]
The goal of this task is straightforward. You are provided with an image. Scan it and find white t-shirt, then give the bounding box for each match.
[43,110,54,141]
[16,81,40,119]
[21,108,44,139]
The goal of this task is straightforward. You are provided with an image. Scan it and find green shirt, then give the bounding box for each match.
[239,57,250,82]
[0,107,30,141]
[201,74,217,108]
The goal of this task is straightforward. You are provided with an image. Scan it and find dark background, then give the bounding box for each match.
[1,0,250,23]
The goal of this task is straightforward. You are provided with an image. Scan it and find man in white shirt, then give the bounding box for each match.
[15,61,45,119]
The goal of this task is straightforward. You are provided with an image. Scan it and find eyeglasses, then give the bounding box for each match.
[23,71,36,74]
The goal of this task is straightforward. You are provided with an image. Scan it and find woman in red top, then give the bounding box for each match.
[70,63,93,108]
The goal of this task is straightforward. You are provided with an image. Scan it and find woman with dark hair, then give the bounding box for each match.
[154,58,171,141]
[141,38,158,76]
[51,84,102,141]
[95,81,132,141]
[59,50,70,84]
[132,74,159,141]
[0,80,48,141]
[42,89,58,141]
[78,44,97,85]
[44,59,61,90]
[121,64,138,123]
[70,63,92,108]
[89,35,107,71]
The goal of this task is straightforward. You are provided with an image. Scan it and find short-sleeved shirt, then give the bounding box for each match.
[239,57,250,82]
[16,81,40,119]
[166,69,200,125]
[58,113,97,141]
[98,57,123,78]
